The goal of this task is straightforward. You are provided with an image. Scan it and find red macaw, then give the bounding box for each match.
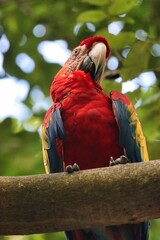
[42,36,149,240]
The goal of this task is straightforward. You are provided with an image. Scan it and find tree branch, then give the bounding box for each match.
[0,160,160,235]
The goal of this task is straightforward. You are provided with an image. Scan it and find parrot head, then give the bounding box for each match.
[55,36,110,84]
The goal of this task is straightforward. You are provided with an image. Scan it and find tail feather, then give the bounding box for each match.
[65,222,149,240]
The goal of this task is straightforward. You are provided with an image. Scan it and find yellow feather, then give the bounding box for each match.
[42,126,51,174]
[128,104,149,162]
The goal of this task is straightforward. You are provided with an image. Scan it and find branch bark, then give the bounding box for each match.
[0,160,160,235]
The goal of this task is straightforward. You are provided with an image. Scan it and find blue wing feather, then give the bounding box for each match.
[110,90,149,163]
[42,104,65,173]
[111,98,141,163]
[66,223,149,240]
[141,222,149,240]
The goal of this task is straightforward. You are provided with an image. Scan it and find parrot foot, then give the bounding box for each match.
[109,155,128,166]
[65,163,80,174]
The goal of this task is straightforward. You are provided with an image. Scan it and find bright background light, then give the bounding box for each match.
[107,56,119,70]
[38,40,71,65]
[33,24,46,38]
[16,53,35,73]
[0,36,71,121]
[0,78,31,121]
[108,21,124,35]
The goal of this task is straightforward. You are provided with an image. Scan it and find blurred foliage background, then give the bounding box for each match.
[0,0,160,239]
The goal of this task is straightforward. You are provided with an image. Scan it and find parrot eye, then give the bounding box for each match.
[73,48,80,56]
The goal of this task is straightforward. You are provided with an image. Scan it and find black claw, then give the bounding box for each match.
[65,165,74,173]
[109,156,114,166]
[65,163,80,174]
[119,155,128,164]
[109,155,129,166]
[73,163,80,171]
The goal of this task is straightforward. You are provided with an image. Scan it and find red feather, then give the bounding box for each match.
[80,36,111,58]
[51,70,124,170]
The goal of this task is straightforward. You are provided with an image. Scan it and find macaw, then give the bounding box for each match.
[42,36,149,240]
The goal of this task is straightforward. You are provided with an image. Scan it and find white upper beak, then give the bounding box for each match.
[88,42,107,73]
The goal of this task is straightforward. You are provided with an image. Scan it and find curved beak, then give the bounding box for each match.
[79,42,107,84]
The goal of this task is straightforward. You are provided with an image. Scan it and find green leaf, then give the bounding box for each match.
[77,10,106,23]
[81,0,108,6]
[23,116,42,132]
[138,102,160,142]
[108,0,138,15]
[96,29,135,49]
[121,41,150,80]
[108,32,135,49]
[81,0,138,14]
[102,79,122,94]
